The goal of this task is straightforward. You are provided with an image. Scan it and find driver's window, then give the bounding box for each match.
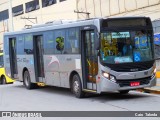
[100,32,133,63]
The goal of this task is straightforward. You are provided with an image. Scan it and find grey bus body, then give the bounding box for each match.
[3,17,156,97]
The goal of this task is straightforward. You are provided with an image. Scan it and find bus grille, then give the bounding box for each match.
[116,76,151,87]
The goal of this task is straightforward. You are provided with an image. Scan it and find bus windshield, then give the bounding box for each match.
[100,30,154,64]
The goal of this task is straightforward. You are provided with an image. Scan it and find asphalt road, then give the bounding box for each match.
[0,81,160,120]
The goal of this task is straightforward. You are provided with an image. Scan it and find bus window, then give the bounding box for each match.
[17,35,24,55]
[133,30,152,62]
[100,30,153,64]
[24,34,33,54]
[54,30,65,54]
[44,31,55,54]
[66,28,80,54]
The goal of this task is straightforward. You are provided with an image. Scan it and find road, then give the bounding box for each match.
[0,82,160,120]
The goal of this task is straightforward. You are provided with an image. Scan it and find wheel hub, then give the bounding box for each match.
[24,74,29,86]
[74,81,79,93]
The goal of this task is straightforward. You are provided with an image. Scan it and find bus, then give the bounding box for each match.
[0,52,14,84]
[3,17,156,98]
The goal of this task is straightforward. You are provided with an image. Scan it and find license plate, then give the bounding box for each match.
[130,81,140,86]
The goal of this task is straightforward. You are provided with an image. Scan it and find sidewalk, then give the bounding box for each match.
[137,75,160,94]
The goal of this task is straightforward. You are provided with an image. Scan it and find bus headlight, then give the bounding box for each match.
[154,68,157,74]
[102,71,116,82]
[103,72,109,78]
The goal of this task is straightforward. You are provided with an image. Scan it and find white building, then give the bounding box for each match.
[0,0,160,49]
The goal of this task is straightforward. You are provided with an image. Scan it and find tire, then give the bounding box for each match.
[72,74,85,98]
[119,90,130,94]
[0,76,6,84]
[23,70,37,89]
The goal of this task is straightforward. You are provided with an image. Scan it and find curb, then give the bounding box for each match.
[156,71,160,78]
[137,88,160,94]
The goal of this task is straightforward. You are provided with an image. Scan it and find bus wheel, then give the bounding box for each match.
[23,71,36,89]
[72,74,85,98]
[119,90,130,94]
[0,76,6,84]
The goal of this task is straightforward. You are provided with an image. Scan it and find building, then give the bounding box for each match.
[0,0,77,49]
[0,0,160,49]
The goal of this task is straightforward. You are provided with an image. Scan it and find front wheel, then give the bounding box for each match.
[72,74,85,98]
[0,76,6,84]
[23,71,37,89]
[119,90,130,94]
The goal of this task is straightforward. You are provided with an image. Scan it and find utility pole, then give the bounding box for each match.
[8,0,14,31]
[74,10,90,19]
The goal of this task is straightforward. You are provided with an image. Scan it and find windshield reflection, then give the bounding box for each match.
[100,30,153,64]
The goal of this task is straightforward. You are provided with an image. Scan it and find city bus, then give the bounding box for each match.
[0,52,14,84]
[3,17,156,98]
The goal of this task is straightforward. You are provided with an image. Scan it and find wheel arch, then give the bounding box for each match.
[69,70,82,89]
[0,74,6,84]
[22,67,29,81]
[1,74,5,78]
[0,74,5,80]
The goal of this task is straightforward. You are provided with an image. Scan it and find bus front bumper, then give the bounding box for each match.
[100,75,156,93]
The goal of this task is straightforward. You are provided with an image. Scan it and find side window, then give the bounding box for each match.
[24,34,33,54]
[12,4,23,16]
[44,31,55,54]
[42,0,57,7]
[0,55,4,68]
[4,37,9,55]
[25,0,39,13]
[0,10,9,21]
[54,30,65,54]
[17,35,24,55]
[85,31,96,56]
[60,0,66,2]
[66,28,79,54]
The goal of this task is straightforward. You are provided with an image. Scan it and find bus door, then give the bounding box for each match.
[81,29,98,91]
[9,37,18,78]
[33,35,45,82]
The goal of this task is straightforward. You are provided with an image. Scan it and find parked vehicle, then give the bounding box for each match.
[0,53,14,84]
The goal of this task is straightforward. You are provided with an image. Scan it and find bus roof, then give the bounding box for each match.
[107,16,149,19]
[4,16,150,36]
[4,18,101,36]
